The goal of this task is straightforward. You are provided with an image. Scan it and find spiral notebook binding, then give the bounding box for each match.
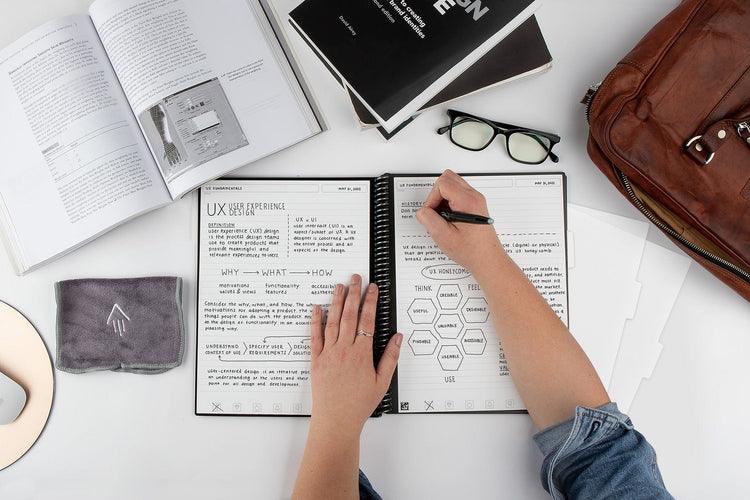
[372,174,394,415]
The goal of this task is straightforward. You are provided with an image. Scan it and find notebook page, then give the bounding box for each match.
[196,179,371,416]
[391,174,567,413]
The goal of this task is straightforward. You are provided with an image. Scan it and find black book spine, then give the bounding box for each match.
[372,173,398,415]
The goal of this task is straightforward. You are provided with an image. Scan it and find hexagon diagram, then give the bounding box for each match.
[462,297,490,323]
[461,329,487,355]
[437,345,463,371]
[435,314,463,339]
[408,330,439,356]
[407,298,438,324]
[436,284,462,309]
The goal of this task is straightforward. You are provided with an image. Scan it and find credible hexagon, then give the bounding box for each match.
[462,297,489,323]
[437,345,463,371]
[436,284,462,309]
[408,330,439,356]
[434,314,463,339]
[407,298,438,324]
[461,328,487,355]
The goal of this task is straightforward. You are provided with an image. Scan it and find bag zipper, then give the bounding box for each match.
[581,82,602,124]
[617,169,750,283]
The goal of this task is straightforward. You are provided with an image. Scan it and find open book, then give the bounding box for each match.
[196,173,568,416]
[0,0,324,274]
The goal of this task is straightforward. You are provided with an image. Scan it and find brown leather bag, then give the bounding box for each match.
[583,0,750,301]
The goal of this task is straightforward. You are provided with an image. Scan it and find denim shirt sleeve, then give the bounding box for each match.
[533,402,674,500]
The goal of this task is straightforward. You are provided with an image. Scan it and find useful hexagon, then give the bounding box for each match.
[462,297,490,323]
[408,330,439,356]
[436,284,462,309]
[435,314,463,339]
[407,298,438,324]
[437,345,463,371]
[461,328,487,355]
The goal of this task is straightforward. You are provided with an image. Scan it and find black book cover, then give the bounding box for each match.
[290,0,540,131]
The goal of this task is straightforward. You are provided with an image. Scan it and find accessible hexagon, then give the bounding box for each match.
[408,330,439,356]
[437,345,463,371]
[435,314,463,339]
[436,284,462,309]
[407,298,438,324]
[462,297,490,323]
[461,328,487,355]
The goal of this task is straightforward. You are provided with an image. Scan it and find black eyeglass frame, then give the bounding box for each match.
[437,109,560,164]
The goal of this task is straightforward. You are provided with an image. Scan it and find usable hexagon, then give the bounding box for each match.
[437,345,463,371]
[407,298,438,324]
[435,314,463,339]
[462,297,490,323]
[408,330,439,356]
[461,328,487,355]
[436,284,462,309]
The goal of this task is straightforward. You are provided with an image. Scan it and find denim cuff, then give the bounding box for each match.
[533,402,624,456]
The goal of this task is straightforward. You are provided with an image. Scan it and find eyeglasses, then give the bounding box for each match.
[437,109,560,164]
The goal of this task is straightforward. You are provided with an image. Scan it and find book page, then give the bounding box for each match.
[196,179,371,416]
[0,15,170,273]
[89,0,322,199]
[391,174,567,413]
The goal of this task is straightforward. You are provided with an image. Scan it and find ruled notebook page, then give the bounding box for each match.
[391,174,567,413]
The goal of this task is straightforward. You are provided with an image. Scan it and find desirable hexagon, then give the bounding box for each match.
[462,297,490,323]
[408,330,439,356]
[461,328,487,355]
[407,298,438,324]
[436,284,462,309]
[435,314,463,339]
[437,345,463,371]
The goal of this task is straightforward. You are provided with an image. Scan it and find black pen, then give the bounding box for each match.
[437,210,494,225]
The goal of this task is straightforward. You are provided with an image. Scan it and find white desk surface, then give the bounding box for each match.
[1,1,748,498]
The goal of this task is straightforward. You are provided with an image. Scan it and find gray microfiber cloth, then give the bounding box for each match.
[55,277,185,374]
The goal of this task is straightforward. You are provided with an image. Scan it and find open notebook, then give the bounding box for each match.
[195,173,568,415]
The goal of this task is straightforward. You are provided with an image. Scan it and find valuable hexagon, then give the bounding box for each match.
[435,314,463,339]
[436,284,462,309]
[462,297,489,323]
[437,345,463,371]
[461,328,487,355]
[408,330,439,356]
[407,298,438,324]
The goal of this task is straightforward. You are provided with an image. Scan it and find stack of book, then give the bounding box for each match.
[289,0,552,138]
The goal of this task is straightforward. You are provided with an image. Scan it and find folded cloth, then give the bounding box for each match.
[55,277,184,374]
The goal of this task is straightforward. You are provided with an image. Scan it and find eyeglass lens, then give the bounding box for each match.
[450,116,552,164]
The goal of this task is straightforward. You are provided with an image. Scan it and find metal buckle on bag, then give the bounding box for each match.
[685,135,715,164]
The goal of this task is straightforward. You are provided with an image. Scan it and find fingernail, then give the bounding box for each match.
[368,283,378,293]
[334,284,343,295]
[394,333,403,347]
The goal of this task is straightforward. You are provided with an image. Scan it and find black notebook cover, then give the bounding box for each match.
[290,0,540,131]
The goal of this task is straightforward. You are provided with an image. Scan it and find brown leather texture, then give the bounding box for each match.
[586,0,750,301]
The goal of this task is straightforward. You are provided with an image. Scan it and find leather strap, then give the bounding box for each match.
[685,119,736,165]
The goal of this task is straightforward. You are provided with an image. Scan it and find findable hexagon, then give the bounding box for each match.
[407,298,438,324]
[435,314,463,339]
[462,297,490,323]
[436,284,462,309]
[437,345,463,371]
[461,328,487,355]
[408,330,439,356]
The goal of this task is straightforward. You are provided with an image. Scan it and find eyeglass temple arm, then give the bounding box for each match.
[437,125,451,135]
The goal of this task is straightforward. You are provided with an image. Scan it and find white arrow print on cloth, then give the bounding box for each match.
[107,304,131,337]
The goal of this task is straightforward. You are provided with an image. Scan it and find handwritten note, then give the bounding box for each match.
[196,179,371,415]
[391,174,567,413]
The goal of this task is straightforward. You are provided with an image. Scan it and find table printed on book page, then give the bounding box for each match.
[391,174,568,413]
[196,179,371,415]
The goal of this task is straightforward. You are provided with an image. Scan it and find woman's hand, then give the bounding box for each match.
[309,274,402,438]
[416,169,508,278]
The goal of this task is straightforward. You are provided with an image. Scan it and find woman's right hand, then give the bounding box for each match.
[416,170,508,278]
